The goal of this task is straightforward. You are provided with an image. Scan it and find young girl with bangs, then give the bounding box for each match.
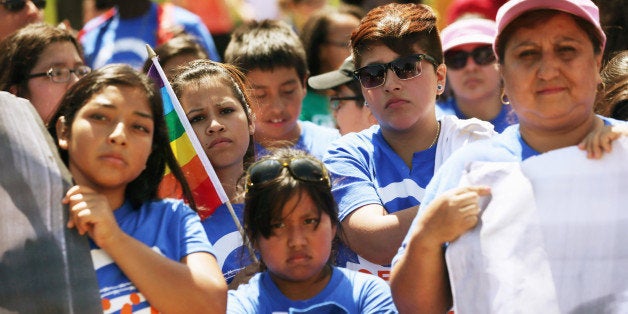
[227,148,397,313]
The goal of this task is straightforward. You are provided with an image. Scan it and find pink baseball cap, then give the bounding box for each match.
[441,18,497,52]
[495,0,606,55]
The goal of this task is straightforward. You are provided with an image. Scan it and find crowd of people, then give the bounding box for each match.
[1,0,627,313]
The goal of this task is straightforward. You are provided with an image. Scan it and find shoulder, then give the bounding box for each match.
[227,273,265,312]
[168,4,205,25]
[326,126,378,153]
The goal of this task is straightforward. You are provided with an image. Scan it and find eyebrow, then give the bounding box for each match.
[96,103,153,119]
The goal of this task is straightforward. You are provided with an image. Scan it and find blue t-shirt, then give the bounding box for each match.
[392,117,625,266]
[227,267,397,313]
[436,97,517,133]
[81,3,220,70]
[91,198,214,313]
[323,125,436,279]
[202,203,255,284]
[255,120,340,160]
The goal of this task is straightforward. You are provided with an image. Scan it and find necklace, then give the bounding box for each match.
[427,121,441,149]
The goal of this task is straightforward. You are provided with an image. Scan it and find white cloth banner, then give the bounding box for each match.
[447,137,628,314]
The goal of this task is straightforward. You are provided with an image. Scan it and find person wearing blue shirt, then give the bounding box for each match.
[80,0,220,70]
[322,3,495,283]
[390,1,628,312]
[224,20,340,161]
[171,60,258,285]
[228,148,397,313]
[47,64,227,312]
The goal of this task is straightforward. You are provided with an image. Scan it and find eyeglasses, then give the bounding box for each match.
[353,53,439,89]
[329,96,363,111]
[246,157,331,190]
[27,65,92,83]
[1,0,46,12]
[444,45,496,70]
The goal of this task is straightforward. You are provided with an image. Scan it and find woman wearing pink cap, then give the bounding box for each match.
[391,0,628,312]
[438,18,517,133]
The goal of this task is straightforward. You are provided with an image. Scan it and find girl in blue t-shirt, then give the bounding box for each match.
[171,59,258,285]
[47,64,227,313]
[228,148,397,313]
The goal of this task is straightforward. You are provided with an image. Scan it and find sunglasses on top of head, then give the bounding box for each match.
[246,157,331,191]
[444,45,496,70]
[1,0,45,12]
[353,53,439,89]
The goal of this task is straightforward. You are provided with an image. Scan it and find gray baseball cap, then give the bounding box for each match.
[308,56,356,90]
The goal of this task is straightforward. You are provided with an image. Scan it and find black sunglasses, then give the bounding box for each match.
[353,53,439,89]
[1,0,46,12]
[444,45,496,70]
[246,157,330,190]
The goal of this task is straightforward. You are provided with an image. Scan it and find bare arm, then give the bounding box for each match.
[341,204,418,265]
[65,186,227,313]
[390,186,490,313]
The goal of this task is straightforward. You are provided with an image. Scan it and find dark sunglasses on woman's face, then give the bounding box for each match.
[353,53,439,89]
[444,45,496,70]
[1,0,45,12]
[246,157,331,191]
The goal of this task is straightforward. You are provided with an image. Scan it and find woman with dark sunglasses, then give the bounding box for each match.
[0,0,44,41]
[0,22,89,125]
[438,18,518,133]
[228,148,397,313]
[322,3,496,284]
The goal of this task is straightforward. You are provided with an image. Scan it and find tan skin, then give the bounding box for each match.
[58,85,227,313]
[390,13,626,313]
[257,191,336,300]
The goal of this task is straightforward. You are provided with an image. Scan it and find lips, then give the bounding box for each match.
[537,86,567,96]
[208,137,232,149]
[100,152,126,166]
[385,98,407,109]
[287,252,311,264]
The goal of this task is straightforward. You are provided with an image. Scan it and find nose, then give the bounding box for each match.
[537,53,560,81]
[206,118,225,134]
[286,224,307,248]
[108,122,127,145]
[383,68,401,92]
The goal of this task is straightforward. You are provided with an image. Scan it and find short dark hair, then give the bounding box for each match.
[171,59,257,169]
[224,19,308,81]
[0,23,83,96]
[350,3,443,69]
[47,64,196,210]
[243,148,340,266]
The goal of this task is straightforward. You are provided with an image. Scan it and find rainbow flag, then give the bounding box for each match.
[146,50,228,220]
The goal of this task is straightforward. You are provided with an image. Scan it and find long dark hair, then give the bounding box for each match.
[47,64,196,210]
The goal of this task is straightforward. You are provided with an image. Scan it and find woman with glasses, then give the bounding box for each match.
[0,0,44,41]
[438,18,517,133]
[0,22,90,125]
[228,148,396,313]
[322,3,495,283]
[391,0,628,312]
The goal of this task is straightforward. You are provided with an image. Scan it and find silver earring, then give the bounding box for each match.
[437,84,443,91]
[364,101,369,107]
